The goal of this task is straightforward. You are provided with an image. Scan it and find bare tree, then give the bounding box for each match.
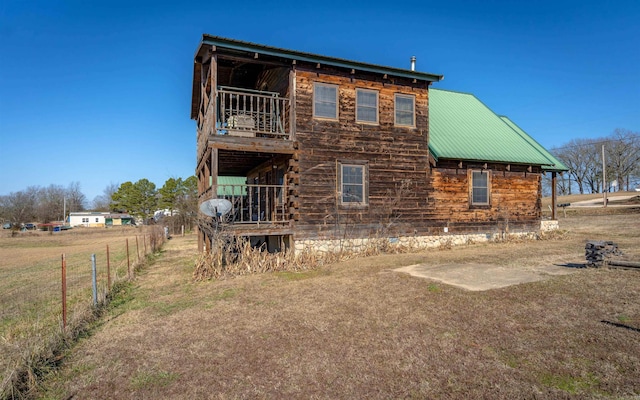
[36,184,65,222]
[605,129,640,191]
[0,187,40,224]
[66,181,87,212]
[92,182,119,211]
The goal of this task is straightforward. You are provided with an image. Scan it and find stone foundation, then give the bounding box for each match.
[540,220,560,232]
[294,230,539,254]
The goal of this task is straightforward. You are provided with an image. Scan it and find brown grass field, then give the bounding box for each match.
[0,227,160,399]
[13,203,640,399]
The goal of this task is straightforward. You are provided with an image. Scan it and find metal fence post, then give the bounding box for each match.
[106,244,111,290]
[61,253,67,330]
[91,254,97,307]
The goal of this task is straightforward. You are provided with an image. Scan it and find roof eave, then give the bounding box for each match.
[201,34,444,82]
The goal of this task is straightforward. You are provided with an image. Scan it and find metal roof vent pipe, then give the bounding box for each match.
[410,56,416,71]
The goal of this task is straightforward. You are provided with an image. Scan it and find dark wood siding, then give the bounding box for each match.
[429,161,542,233]
[293,69,433,239]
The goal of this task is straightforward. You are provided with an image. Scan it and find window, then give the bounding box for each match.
[356,88,378,124]
[339,162,368,205]
[471,170,490,205]
[313,83,338,119]
[95,218,99,223]
[395,94,415,126]
[82,218,89,223]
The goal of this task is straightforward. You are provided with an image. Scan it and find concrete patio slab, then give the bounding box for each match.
[394,263,581,291]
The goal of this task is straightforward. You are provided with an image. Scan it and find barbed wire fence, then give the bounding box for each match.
[0,226,166,399]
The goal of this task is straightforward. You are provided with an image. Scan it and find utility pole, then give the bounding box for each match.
[602,144,607,208]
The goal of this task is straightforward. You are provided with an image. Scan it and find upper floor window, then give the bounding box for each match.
[395,94,415,127]
[313,83,338,120]
[471,170,490,206]
[339,161,368,206]
[356,88,378,124]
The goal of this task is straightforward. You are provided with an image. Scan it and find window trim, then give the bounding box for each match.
[313,82,339,120]
[355,88,379,124]
[338,160,369,207]
[394,93,416,127]
[469,169,491,207]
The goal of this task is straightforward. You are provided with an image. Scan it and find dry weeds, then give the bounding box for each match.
[38,209,640,399]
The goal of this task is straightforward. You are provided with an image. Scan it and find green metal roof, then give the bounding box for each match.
[429,89,566,170]
[499,116,568,172]
[199,35,444,83]
[211,176,248,196]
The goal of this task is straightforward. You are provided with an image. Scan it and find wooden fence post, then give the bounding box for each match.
[61,254,67,331]
[126,238,131,279]
[136,236,140,262]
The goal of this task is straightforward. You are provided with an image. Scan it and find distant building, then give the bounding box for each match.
[69,212,134,227]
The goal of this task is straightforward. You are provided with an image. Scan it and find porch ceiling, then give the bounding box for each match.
[218,150,279,175]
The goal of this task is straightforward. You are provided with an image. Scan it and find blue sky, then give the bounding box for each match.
[1,0,638,204]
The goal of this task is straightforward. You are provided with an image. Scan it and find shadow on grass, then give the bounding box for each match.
[555,263,588,269]
[601,320,640,333]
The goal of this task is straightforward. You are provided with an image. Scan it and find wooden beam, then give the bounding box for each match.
[210,136,296,154]
[551,171,557,220]
[289,68,296,141]
[211,148,218,197]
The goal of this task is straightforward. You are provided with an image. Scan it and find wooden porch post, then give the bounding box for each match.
[211,148,218,196]
[551,171,557,220]
[289,67,296,140]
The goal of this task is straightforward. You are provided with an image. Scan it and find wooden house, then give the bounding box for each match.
[191,35,566,253]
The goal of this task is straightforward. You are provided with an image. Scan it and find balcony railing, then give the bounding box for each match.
[207,183,289,225]
[216,87,290,139]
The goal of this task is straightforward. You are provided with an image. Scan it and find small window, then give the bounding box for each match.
[356,88,378,124]
[313,83,338,119]
[471,170,490,205]
[339,162,368,205]
[95,218,99,223]
[395,94,415,126]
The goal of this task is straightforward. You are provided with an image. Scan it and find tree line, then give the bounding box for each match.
[546,128,640,196]
[109,176,198,230]
[0,177,198,231]
[0,182,86,225]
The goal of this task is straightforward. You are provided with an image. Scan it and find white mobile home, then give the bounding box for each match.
[68,212,108,227]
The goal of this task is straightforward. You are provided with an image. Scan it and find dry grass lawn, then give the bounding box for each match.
[39,208,640,399]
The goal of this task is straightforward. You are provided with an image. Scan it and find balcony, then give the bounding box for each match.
[202,183,290,227]
[216,87,291,140]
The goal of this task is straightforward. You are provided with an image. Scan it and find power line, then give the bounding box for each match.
[549,132,640,152]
